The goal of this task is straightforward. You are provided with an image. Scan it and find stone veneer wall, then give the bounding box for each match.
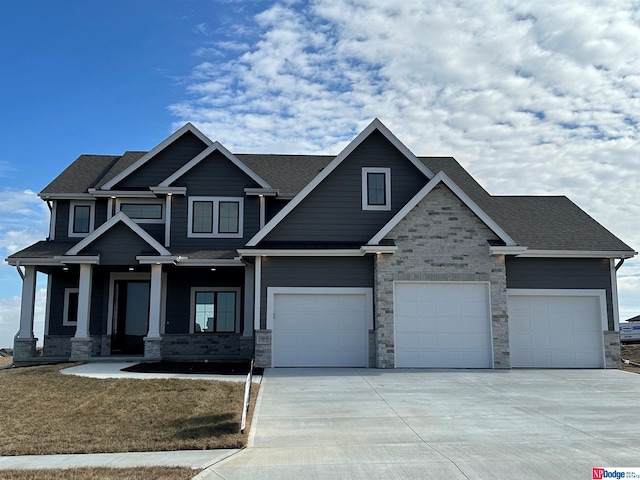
[375,184,510,368]
[162,334,253,359]
[603,331,621,368]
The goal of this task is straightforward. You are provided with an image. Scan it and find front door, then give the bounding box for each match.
[111,280,150,355]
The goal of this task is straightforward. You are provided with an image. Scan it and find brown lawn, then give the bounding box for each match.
[0,356,13,366]
[0,467,197,480]
[620,343,640,374]
[0,363,258,456]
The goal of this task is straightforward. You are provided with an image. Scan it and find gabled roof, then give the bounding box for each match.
[246,118,434,247]
[238,154,333,197]
[40,154,120,197]
[66,212,171,256]
[369,171,517,246]
[100,123,213,190]
[159,141,272,189]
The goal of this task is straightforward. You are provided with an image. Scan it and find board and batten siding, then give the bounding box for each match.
[262,131,428,244]
[505,257,615,330]
[259,256,374,329]
[115,132,208,189]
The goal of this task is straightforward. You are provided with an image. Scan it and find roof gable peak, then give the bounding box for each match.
[247,119,433,247]
[100,123,213,190]
[66,212,171,256]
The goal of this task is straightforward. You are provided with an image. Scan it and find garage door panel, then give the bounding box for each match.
[272,291,369,367]
[395,282,492,368]
[508,293,604,368]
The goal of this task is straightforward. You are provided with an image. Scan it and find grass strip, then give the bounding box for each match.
[0,363,258,455]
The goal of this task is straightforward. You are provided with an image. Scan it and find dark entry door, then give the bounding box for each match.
[111,280,150,355]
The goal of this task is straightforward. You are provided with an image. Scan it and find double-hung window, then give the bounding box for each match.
[362,167,391,210]
[188,197,243,238]
[191,287,241,333]
[68,201,95,237]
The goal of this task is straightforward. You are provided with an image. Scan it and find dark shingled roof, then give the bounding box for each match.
[29,146,634,255]
[237,154,333,197]
[9,241,77,258]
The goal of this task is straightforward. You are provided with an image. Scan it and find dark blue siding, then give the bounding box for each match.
[506,257,615,329]
[164,266,245,334]
[262,130,428,244]
[116,132,208,189]
[259,256,374,328]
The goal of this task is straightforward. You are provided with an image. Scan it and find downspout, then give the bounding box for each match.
[615,258,625,271]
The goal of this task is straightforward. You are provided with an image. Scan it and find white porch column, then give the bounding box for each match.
[243,264,254,336]
[74,263,93,339]
[18,266,37,338]
[147,263,163,338]
[254,256,262,331]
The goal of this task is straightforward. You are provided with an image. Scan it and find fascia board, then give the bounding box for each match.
[101,123,213,190]
[136,255,181,264]
[158,141,272,189]
[247,118,432,247]
[54,255,100,264]
[176,258,244,266]
[517,249,638,259]
[66,211,171,256]
[489,246,529,255]
[369,171,518,246]
[39,193,95,200]
[237,249,364,257]
[150,186,187,196]
[89,189,157,198]
[7,257,62,266]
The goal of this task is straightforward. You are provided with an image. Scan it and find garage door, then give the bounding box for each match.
[269,288,372,367]
[508,291,605,368]
[394,282,492,368]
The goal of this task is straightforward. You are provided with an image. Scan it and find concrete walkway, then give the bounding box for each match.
[0,450,238,470]
[200,368,640,480]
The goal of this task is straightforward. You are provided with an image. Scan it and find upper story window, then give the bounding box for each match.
[362,167,391,211]
[117,200,164,223]
[68,201,95,237]
[188,197,243,238]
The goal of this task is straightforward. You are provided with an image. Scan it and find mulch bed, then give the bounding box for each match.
[122,360,263,375]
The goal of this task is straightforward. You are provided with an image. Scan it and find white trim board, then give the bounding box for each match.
[159,141,271,189]
[66,211,171,256]
[247,118,434,247]
[101,123,213,190]
[369,171,517,246]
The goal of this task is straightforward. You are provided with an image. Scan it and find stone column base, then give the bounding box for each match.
[604,331,621,368]
[144,337,163,360]
[254,330,271,367]
[70,337,93,360]
[14,337,38,361]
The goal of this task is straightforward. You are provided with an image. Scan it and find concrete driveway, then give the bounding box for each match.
[203,368,640,479]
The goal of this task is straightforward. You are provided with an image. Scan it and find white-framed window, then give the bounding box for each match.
[68,201,95,237]
[362,167,391,211]
[190,287,241,333]
[187,197,243,238]
[116,199,165,223]
[63,288,79,326]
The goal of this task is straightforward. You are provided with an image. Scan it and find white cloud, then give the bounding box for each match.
[0,189,49,258]
[0,286,46,349]
[170,1,640,261]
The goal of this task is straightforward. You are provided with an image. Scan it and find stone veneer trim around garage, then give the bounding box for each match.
[374,184,510,369]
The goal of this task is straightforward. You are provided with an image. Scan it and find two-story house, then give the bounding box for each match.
[7,120,636,368]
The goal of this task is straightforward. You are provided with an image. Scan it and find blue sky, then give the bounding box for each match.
[1,0,639,348]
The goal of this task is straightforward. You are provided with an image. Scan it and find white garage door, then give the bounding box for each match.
[269,288,372,367]
[395,282,493,368]
[508,291,605,368]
